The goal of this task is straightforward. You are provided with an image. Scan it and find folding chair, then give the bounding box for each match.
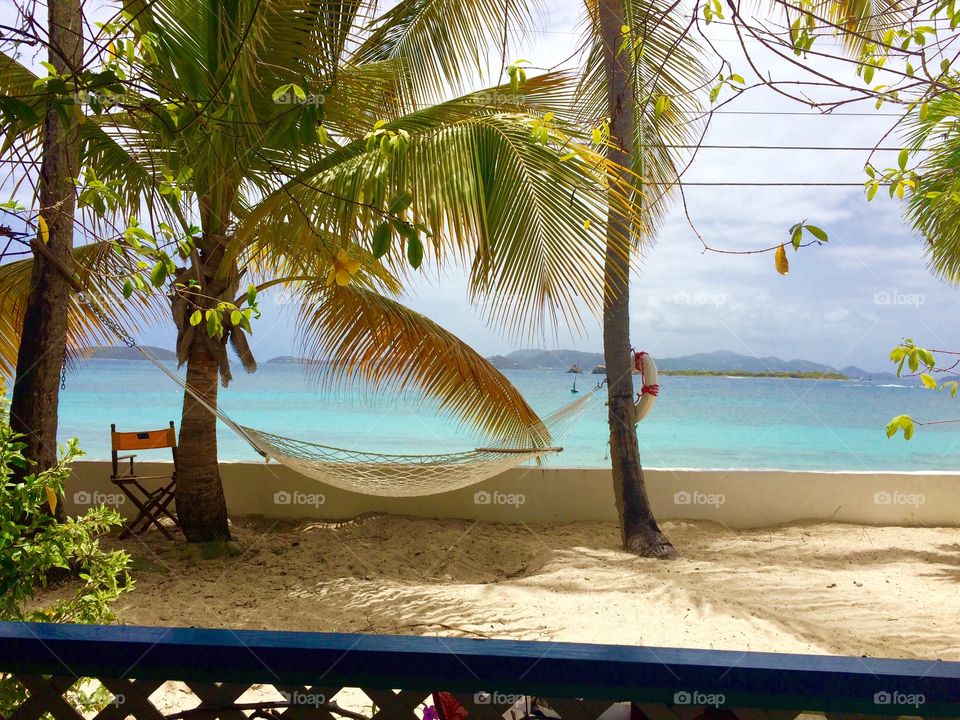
[109,421,179,540]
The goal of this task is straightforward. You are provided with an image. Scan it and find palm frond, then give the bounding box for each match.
[578,0,708,233]
[904,95,960,282]
[239,100,640,342]
[812,0,911,54]
[353,0,538,104]
[295,280,551,447]
[0,243,166,375]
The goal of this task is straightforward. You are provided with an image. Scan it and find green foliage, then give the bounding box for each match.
[884,340,957,440]
[864,157,918,203]
[789,222,828,247]
[902,94,960,282]
[886,414,915,440]
[774,221,828,274]
[0,381,132,714]
[789,4,818,57]
[708,72,745,104]
[371,222,391,258]
[108,213,260,341]
[528,112,556,145]
[506,60,529,93]
[703,0,724,24]
[364,120,412,158]
[889,339,935,377]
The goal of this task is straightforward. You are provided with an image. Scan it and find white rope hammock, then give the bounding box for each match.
[139,346,598,497]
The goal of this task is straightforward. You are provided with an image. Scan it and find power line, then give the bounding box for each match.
[667,143,903,150]
[660,181,880,186]
[710,109,904,117]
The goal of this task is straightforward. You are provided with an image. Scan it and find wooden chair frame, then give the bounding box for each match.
[110,421,179,540]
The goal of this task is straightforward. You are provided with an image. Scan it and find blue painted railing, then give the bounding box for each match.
[0,622,958,718]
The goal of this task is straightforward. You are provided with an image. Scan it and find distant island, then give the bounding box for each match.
[80,346,176,361]
[487,349,911,383]
[660,370,848,380]
[79,345,909,384]
[266,355,325,364]
[81,348,335,365]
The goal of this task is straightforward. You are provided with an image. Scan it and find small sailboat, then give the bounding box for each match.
[571,375,580,393]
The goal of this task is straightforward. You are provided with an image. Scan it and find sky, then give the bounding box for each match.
[1,1,955,373]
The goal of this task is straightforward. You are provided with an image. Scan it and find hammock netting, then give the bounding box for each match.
[239,427,550,496]
[145,347,597,497]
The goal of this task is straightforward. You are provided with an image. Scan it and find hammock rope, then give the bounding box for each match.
[129,332,596,497]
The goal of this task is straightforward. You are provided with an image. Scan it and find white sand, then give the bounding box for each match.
[99,516,960,661]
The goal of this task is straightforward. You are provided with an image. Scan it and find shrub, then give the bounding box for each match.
[0,381,133,713]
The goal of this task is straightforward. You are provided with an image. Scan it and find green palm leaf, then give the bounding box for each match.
[904,94,960,282]
[354,0,537,104]
[240,101,639,341]
[577,0,708,233]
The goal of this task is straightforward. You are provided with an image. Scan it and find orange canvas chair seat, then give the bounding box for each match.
[110,422,179,540]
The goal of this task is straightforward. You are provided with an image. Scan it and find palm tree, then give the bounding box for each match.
[903,95,960,280]
[583,0,706,556]
[337,0,706,557]
[0,0,638,543]
[5,0,83,489]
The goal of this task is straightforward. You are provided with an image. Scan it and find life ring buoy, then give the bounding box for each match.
[633,351,659,424]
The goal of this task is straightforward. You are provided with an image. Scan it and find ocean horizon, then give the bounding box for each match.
[46,358,960,472]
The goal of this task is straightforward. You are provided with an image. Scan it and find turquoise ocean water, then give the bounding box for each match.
[52,359,960,471]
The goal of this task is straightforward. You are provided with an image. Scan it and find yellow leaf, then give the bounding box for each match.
[775,244,789,275]
[37,215,49,244]
[583,219,591,230]
[44,486,57,514]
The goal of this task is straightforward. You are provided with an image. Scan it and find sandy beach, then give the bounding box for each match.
[87,515,960,661]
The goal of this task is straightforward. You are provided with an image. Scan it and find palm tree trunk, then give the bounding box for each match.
[598,0,677,558]
[9,0,83,492]
[175,334,231,541]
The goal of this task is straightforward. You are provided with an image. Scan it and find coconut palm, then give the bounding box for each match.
[4,0,83,490]
[903,93,960,281]
[348,0,707,557]
[581,0,708,557]
[0,0,638,542]
[579,0,899,555]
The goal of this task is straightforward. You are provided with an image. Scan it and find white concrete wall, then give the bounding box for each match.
[65,461,960,528]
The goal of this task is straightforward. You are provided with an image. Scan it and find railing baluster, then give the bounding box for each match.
[10,676,85,720]
[632,702,688,720]
[362,688,422,720]
[1,624,957,720]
